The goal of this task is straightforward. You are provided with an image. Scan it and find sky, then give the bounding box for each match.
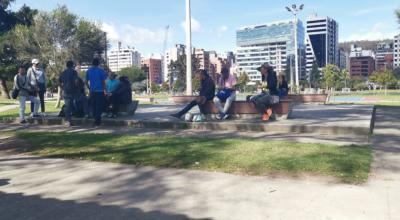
[11,0,400,56]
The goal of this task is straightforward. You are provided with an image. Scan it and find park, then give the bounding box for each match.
[1,1,400,220]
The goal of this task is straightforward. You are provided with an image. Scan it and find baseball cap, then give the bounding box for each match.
[257,63,271,72]
[32,59,40,64]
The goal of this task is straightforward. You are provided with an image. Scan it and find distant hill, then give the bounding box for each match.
[339,39,393,52]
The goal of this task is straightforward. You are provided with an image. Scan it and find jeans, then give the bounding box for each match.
[31,90,45,113]
[213,93,236,114]
[250,93,273,113]
[90,92,105,125]
[176,96,207,117]
[19,95,39,121]
[64,96,74,122]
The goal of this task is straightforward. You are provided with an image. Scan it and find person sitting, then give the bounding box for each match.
[213,67,237,120]
[106,76,132,118]
[247,63,279,121]
[170,69,215,119]
[278,74,289,97]
[105,71,119,116]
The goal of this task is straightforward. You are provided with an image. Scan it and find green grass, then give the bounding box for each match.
[16,132,372,184]
[0,98,18,106]
[0,101,62,121]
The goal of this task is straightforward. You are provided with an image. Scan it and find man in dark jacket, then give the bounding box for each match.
[59,60,79,126]
[170,69,215,119]
[107,76,132,118]
[248,63,280,120]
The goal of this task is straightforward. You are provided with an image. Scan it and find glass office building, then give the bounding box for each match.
[236,20,305,83]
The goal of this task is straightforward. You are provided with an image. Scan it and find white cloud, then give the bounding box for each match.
[353,6,393,16]
[181,18,201,32]
[101,22,166,46]
[341,22,397,42]
[216,25,228,37]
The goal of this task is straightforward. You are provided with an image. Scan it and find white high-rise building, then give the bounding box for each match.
[163,44,186,82]
[236,20,305,83]
[305,14,339,75]
[108,47,141,72]
[394,34,400,68]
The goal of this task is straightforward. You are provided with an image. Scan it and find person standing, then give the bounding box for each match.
[85,58,107,127]
[14,65,40,124]
[59,61,79,127]
[27,59,46,115]
[213,67,237,120]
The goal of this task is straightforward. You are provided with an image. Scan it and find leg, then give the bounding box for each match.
[213,97,224,114]
[174,100,198,118]
[90,92,97,122]
[110,95,120,116]
[64,97,73,122]
[19,96,27,122]
[94,92,104,125]
[223,93,236,114]
[30,96,40,114]
[39,90,45,113]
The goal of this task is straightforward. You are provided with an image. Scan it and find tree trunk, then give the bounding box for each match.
[55,86,62,108]
[0,78,11,99]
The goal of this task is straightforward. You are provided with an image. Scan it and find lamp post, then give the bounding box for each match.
[286,4,304,91]
[185,0,192,95]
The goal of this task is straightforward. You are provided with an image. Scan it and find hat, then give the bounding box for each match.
[31,59,40,64]
[257,63,271,72]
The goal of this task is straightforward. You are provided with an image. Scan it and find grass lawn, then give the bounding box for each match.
[16,132,372,184]
[0,101,62,121]
[0,98,18,106]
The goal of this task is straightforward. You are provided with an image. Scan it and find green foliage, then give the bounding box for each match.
[131,81,147,93]
[172,80,184,93]
[16,132,373,183]
[310,61,321,88]
[150,82,161,93]
[321,64,341,91]
[169,54,200,91]
[161,81,170,92]
[118,66,146,83]
[369,70,397,91]
[236,71,250,92]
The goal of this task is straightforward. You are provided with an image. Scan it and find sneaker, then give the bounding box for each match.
[217,113,225,120]
[20,120,27,124]
[30,113,40,118]
[65,121,73,127]
[222,114,229,120]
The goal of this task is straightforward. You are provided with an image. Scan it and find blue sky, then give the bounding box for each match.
[11,0,400,56]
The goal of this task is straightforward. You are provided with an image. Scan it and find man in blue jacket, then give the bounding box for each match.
[170,69,215,119]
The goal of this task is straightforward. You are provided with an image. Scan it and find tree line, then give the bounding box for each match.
[0,1,107,98]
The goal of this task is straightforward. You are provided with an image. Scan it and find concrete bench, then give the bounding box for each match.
[202,99,292,119]
[117,100,139,116]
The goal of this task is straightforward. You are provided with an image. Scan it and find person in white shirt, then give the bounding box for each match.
[27,59,46,115]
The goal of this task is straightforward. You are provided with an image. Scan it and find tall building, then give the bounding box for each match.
[349,45,375,77]
[108,47,141,72]
[236,20,305,83]
[375,42,393,71]
[141,58,162,84]
[339,49,348,70]
[394,34,400,68]
[195,48,211,72]
[163,44,186,83]
[305,14,339,75]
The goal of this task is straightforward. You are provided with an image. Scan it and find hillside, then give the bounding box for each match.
[339,39,393,52]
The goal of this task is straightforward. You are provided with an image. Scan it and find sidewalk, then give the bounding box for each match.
[0,107,398,220]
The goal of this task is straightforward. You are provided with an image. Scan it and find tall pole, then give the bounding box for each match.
[294,15,300,90]
[185,0,193,95]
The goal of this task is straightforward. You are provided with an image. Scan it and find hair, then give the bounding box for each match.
[110,72,117,79]
[196,69,208,77]
[92,58,100,66]
[279,74,286,81]
[221,67,230,79]
[18,65,26,69]
[66,60,74,68]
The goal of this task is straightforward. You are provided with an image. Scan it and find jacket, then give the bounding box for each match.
[112,80,132,105]
[199,76,216,101]
[14,74,32,97]
[261,71,279,96]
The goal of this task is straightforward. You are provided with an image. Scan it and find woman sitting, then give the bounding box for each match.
[213,67,237,120]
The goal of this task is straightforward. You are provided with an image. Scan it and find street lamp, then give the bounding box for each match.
[286,4,304,92]
[185,0,193,95]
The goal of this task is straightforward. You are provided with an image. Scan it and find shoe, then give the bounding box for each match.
[30,113,40,118]
[266,108,273,117]
[217,113,225,120]
[20,120,27,124]
[170,113,182,119]
[65,121,73,127]
[222,114,229,120]
[41,113,46,117]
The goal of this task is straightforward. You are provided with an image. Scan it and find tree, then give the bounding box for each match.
[118,66,146,83]
[309,61,321,88]
[369,70,397,95]
[396,8,400,24]
[161,81,169,93]
[0,1,37,98]
[321,64,341,92]
[237,71,249,92]
[169,54,200,92]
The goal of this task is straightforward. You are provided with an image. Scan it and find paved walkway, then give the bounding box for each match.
[0,104,18,112]
[0,107,399,220]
